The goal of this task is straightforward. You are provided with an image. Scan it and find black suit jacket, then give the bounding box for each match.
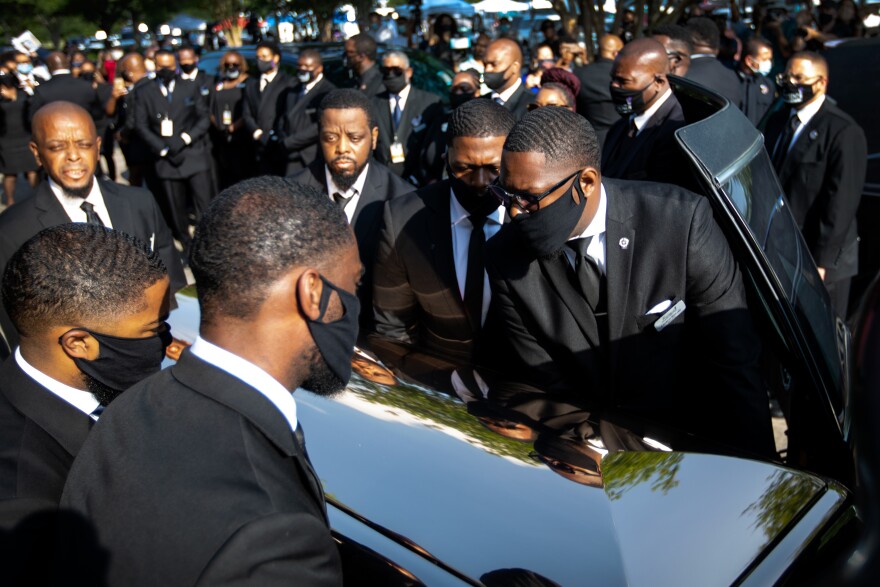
[116,76,153,165]
[374,180,486,359]
[27,73,104,122]
[0,179,187,350]
[764,99,867,281]
[573,59,617,146]
[242,71,292,136]
[493,82,535,122]
[288,160,414,328]
[486,178,774,456]
[275,76,337,166]
[737,71,776,127]
[372,86,442,180]
[60,350,342,587]
[601,92,690,187]
[134,78,211,179]
[357,64,385,98]
[0,357,92,510]
[685,55,742,106]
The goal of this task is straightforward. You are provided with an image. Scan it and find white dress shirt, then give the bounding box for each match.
[179,69,199,81]
[449,190,504,325]
[49,176,115,229]
[325,163,370,223]
[15,347,101,420]
[492,77,523,105]
[157,79,175,98]
[388,83,411,115]
[304,73,324,94]
[260,69,278,91]
[789,94,826,151]
[190,336,298,432]
[632,88,673,135]
[564,183,608,275]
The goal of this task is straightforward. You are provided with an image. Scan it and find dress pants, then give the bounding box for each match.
[161,170,213,246]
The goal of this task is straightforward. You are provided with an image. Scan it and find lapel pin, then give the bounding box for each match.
[809,130,819,140]
[619,238,630,249]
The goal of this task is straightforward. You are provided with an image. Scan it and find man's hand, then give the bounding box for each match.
[817,267,826,281]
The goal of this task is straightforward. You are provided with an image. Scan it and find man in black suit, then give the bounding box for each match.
[486,107,774,456]
[371,50,442,182]
[274,49,337,175]
[345,33,384,98]
[176,45,214,98]
[483,38,534,121]
[736,38,776,127]
[27,51,104,123]
[0,224,170,520]
[0,101,185,351]
[115,53,158,190]
[573,34,622,146]
[765,52,867,318]
[652,23,692,77]
[684,17,741,106]
[373,99,515,360]
[135,49,213,249]
[602,38,690,187]
[242,41,292,175]
[289,89,414,328]
[61,177,352,587]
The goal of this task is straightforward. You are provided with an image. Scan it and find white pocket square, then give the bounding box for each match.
[646,299,673,315]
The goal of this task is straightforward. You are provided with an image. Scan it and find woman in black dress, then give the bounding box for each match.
[209,50,254,188]
[0,65,39,206]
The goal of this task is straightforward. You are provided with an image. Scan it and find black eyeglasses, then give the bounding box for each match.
[489,169,581,214]
[380,65,405,77]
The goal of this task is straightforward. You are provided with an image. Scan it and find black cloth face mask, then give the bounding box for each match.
[156,68,176,85]
[508,172,587,258]
[382,72,408,94]
[256,59,275,74]
[450,90,476,109]
[303,276,360,387]
[483,70,508,91]
[179,63,197,74]
[447,162,500,218]
[780,81,815,105]
[65,325,172,393]
[610,80,654,116]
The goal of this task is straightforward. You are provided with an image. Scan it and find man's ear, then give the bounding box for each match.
[371,125,379,151]
[28,141,42,168]
[59,329,100,361]
[296,269,324,321]
[578,167,600,201]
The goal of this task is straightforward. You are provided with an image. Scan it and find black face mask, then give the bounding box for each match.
[382,72,408,94]
[447,162,499,218]
[66,326,172,395]
[301,276,360,395]
[508,173,587,259]
[450,90,476,109]
[156,68,176,84]
[256,59,275,74]
[483,70,508,91]
[179,62,197,74]
[80,71,95,82]
[780,81,815,105]
[610,80,654,116]
[0,73,17,88]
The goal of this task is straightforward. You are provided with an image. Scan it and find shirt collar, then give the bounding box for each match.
[392,83,412,101]
[15,347,100,418]
[262,69,278,83]
[495,77,522,103]
[190,336,298,432]
[305,72,323,92]
[793,94,826,126]
[325,162,370,199]
[48,175,103,206]
[632,88,672,132]
[449,187,504,226]
[179,69,199,81]
[569,182,607,241]
[52,69,71,75]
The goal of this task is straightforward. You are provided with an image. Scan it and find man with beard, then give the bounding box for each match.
[371,50,442,181]
[374,99,514,360]
[0,101,185,352]
[485,107,774,457]
[0,223,170,520]
[289,89,413,329]
[482,38,534,121]
[60,177,355,586]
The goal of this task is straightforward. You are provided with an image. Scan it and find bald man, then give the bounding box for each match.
[483,38,534,121]
[764,52,867,318]
[28,51,103,123]
[601,38,690,187]
[116,53,159,189]
[573,34,623,146]
[0,102,186,350]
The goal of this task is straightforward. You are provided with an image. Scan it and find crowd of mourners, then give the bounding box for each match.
[0,2,868,584]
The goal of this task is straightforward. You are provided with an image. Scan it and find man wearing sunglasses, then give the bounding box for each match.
[764,52,866,319]
[485,106,774,458]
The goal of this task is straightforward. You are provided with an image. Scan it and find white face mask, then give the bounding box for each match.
[754,60,772,76]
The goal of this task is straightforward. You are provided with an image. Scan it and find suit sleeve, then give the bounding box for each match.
[146,194,187,294]
[686,197,774,456]
[814,123,867,268]
[185,89,211,143]
[134,91,169,155]
[195,512,342,587]
[241,83,259,135]
[373,201,418,342]
[282,92,326,152]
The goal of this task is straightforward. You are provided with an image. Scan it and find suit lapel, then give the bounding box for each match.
[537,255,601,349]
[397,89,420,143]
[98,180,135,236]
[424,183,462,309]
[33,182,73,228]
[781,105,825,178]
[603,180,635,383]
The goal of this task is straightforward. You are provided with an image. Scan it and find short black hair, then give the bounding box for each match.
[457,68,481,87]
[319,89,375,129]
[350,33,378,62]
[176,44,197,57]
[504,107,599,170]
[653,24,694,54]
[190,177,352,321]
[299,48,322,65]
[2,224,167,337]
[155,49,174,61]
[256,40,281,57]
[0,51,16,66]
[686,17,721,51]
[744,37,772,59]
[447,98,515,144]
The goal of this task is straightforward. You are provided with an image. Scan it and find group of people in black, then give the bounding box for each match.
[0,9,868,584]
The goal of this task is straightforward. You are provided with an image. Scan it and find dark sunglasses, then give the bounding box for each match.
[380,65,405,77]
[222,63,241,69]
[489,169,581,214]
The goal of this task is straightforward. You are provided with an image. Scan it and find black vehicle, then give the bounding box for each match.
[198,42,455,101]
[164,76,869,585]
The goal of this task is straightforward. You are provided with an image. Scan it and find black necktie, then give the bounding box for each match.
[332,191,351,210]
[464,215,486,329]
[80,201,104,226]
[772,114,801,170]
[567,238,603,312]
